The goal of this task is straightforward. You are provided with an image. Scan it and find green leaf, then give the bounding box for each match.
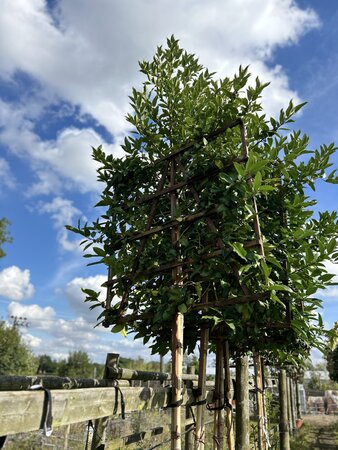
[233,162,245,177]
[111,324,125,333]
[93,247,106,257]
[259,185,276,192]
[178,303,188,314]
[253,171,262,191]
[269,284,293,293]
[230,242,247,260]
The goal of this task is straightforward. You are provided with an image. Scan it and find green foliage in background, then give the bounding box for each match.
[0,321,37,375]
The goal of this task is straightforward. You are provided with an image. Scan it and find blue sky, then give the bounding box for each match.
[0,0,337,364]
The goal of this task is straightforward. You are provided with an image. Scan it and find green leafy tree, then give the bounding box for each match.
[0,322,37,375]
[57,351,94,378]
[69,36,338,366]
[37,354,58,374]
[326,322,338,382]
[0,217,12,259]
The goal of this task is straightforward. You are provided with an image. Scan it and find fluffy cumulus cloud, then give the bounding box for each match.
[0,1,319,128]
[0,0,320,195]
[0,266,35,301]
[0,100,121,195]
[8,301,55,326]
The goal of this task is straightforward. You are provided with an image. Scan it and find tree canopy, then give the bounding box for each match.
[69,36,338,366]
[0,322,37,375]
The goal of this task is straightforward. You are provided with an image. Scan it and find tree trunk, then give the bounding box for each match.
[279,369,290,450]
[213,339,225,450]
[235,355,250,450]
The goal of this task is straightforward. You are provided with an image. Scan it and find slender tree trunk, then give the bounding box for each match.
[195,292,209,450]
[213,339,224,450]
[289,377,296,433]
[279,369,290,450]
[253,352,267,450]
[235,355,250,450]
[185,366,196,450]
[295,379,301,419]
[224,341,234,450]
[286,375,293,436]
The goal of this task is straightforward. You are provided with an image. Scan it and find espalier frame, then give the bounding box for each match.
[102,119,286,450]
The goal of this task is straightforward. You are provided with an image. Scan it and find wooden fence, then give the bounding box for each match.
[0,354,215,449]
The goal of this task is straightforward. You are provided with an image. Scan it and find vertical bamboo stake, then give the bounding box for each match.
[213,338,224,450]
[170,157,184,450]
[235,355,250,450]
[195,293,209,450]
[279,369,290,450]
[295,378,301,419]
[286,375,293,436]
[261,357,268,448]
[288,377,295,433]
[185,366,196,450]
[253,352,266,450]
[224,341,234,450]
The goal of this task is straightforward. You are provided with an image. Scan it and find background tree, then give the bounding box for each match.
[0,217,12,259]
[326,322,338,382]
[37,354,58,375]
[0,321,37,375]
[57,351,95,378]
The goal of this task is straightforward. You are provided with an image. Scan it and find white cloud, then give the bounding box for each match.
[0,266,35,301]
[0,1,321,197]
[0,0,319,134]
[38,196,83,251]
[22,332,42,349]
[0,157,16,190]
[0,100,122,195]
[8,301,55,325]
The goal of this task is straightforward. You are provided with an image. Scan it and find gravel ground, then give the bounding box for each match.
[291,414,338,450]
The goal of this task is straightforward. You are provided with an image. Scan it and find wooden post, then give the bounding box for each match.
[213,338,224,450]
[195,323,209,450]
[171,313,184,450]
[235,355,250,450]
[91,353,119,449]
[288,377,295,433]
[171,157,184,450]
[286,375,293,436]
[295,379,301,419]
[278,369,290,450]
[253,352,267,450]
[224,341,234,450]
[185,366,196,450]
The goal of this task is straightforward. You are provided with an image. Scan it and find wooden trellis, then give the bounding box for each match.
[103,118,283,450]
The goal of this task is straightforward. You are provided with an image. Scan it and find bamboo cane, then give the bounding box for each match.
[279,369,290,450]
[224,341,234,450]
[195,293,209,450]
[213,339,224,450]
[253,352,267,450]
[235,355,250,450]
[171,157,184,450]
